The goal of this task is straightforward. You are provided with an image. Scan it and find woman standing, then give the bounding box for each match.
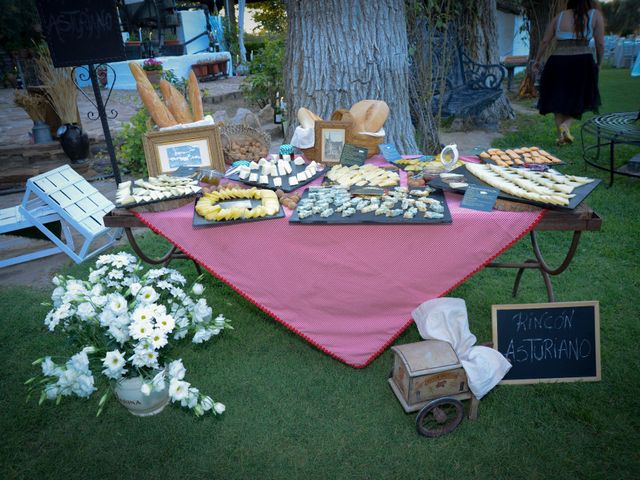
[533,0,605,145]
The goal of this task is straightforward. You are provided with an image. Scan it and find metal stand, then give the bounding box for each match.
[72,64,122,184]
[123,227,202,274]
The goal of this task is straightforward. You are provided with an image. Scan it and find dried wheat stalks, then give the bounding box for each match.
[34,45,78,124]
[14,90,47,123]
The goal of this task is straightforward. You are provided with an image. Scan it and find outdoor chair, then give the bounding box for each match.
[0,165,117,268]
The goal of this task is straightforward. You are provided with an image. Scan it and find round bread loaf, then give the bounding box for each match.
[349,100,389,132]
[297,107,322,129]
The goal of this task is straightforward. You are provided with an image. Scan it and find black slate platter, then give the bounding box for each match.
[115,180,201,208]
[192,196,285,228]
[289,187,452,225]
[225,162,325,193]
[429,165,601,211]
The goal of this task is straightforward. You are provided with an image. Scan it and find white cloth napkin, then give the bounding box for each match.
[412,297,511,399]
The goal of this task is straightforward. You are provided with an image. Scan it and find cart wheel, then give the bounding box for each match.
[415,398,464,437]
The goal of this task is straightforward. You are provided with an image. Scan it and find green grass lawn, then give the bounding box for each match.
[1,69,639,480]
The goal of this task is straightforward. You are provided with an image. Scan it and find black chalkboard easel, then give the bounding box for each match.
[35,0,126,183]
[492,301,601,384]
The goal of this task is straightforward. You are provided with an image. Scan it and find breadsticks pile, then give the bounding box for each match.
[479,147,562,166]
[129,62,204,128]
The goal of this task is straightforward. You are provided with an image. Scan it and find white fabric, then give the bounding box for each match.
[412,297,511,399]
[290,126,315,149]
[159,115,215,132]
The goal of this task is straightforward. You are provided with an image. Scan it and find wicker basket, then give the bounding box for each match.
[330,109,384,157]
[220,119,271,166]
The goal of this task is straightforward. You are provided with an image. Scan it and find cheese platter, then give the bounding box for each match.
[193,187,284,227]
[115,175,202,209]
[225,155,324,193]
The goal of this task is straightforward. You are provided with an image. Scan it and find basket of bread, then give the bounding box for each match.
[219,119,271,166]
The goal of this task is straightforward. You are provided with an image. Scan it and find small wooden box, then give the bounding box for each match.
[389,340,469,413]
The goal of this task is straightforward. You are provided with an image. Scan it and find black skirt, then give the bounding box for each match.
[537,53,601,119]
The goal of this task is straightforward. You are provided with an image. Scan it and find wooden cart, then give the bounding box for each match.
[388,340,479,437]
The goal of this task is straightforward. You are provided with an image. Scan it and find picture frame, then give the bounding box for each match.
[314,121,350,165]
[142,125,225,177]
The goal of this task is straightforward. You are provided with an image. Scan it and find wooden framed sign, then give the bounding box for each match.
[36,0,126,68]
[492,301,601,384]
[314,121,349,165]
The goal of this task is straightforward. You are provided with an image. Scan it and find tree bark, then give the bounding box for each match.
[457,0,514,123]
[283,0,419,154]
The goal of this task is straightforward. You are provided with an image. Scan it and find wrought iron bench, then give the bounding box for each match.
[432,45,507,118]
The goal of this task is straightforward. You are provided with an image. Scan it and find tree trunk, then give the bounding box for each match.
[519,0,561,98]
[283,0,419,154]
[457,0,514,123]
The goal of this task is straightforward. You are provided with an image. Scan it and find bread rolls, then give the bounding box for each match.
[128,62,177,128]
[188,70,204,121]
[297,107,322,129]
[349,100,389,133]
[159,79,193,124]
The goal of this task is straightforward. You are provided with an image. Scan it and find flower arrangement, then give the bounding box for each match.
[143,58,163,72]
[26,253,231,417]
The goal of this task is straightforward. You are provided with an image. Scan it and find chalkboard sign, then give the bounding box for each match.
[36,0,125,68]
[492,301,600,384]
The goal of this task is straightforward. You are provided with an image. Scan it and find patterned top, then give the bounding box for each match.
[556,9,596,41]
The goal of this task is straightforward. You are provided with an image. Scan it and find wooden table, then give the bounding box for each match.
[104,203,601,303]
[501,55,529,92]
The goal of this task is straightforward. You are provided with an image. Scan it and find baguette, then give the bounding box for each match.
[188,70,204,121]
[159,79,193,124]
[128,62,177,128]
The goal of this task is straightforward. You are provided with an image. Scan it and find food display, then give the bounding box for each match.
[224,137,270,163]
[226,155,324,193]
[194,186,283,225]
[275,190,302,210]
[464,163,595,206]
[323,164,399,188]
[478,147,563,166]
[290,186,451,224]
[116,175,201,207]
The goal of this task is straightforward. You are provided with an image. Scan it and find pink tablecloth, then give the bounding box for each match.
[135,158,545,367]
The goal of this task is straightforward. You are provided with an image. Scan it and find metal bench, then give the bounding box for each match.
[432,45,507,118]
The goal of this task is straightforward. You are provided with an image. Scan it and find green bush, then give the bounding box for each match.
[241,38,284,108]
[116,107,150,176]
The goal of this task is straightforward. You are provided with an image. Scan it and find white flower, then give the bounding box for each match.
[173,329,188,340]
[114,315,130,328]
[51,286,65,305]
[167,359,186,380]
[107,293,127,315]
[108,269,124,280]
[44,383,59,400]
[168,378,190,402]
[151,304,167,317]
[170,271,186,285]
[129,282,142,296]
[138,286,159,304]
[171,287,186,300]
[102,350,125,371]
[72,374,96,398]
[141,382,152,396]
[193,299,212,322]
[41,357,61,377]
[56,368,80,396]
[91,295,107,307]
[62,280,86,303]
[44,311,60,331]
[156,314,175,333]
[157,280,172,290]
[52,276,62,286]
[192,283,204,295]
[89,267,106,284]
[82,346,97,355]
[131,305,155,323]
[129,347,158,369]
[192,328,213,344]
[213,402,226,414]
[108,325,129,345]
[99,309,116,328]
[181,386,199,408]
[200,395,214,411]
[129,318,154,340]
[68,351,90,374]
[77,302,96,321]
[152,370,166,391]
[90,284,103,296]
[149,328,168,349]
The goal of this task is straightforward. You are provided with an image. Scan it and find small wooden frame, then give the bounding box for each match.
[314,121,350,165]
[492,301,601,384]
[143,124,225,177]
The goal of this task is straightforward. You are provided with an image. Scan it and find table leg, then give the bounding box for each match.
[609,141,615,187]
[124,227,202,273]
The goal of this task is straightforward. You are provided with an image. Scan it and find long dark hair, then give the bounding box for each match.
[567,0,598,38]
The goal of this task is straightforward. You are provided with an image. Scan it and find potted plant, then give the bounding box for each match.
[14,89,52,144]
[192,60,210,79]
[26,253,231,417]
[143,58,163,85]
[34,44,88,163]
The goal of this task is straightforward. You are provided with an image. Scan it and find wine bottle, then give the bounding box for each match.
[273,92,282,125]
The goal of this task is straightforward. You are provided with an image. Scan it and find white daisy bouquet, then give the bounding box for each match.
[26,252,232,417]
